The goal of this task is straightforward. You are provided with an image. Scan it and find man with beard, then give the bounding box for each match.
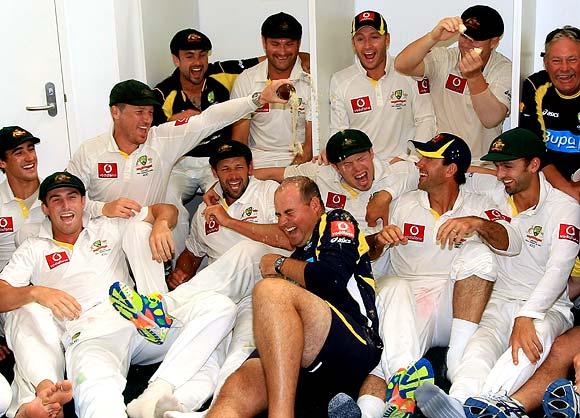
[395,5,511,162]
[231,12,313,168]
[519,26,580,201]
[415,128,579,418]
[329,11,436,163]
[67,77,289,284]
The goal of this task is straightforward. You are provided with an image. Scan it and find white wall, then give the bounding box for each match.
[114,0,147,83]
[197,0,310,62]
[140,0,199,86]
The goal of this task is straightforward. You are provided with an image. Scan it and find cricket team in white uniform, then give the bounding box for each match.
[0,7,578,418]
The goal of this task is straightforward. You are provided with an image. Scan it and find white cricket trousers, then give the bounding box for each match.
[67,291,235,418]
[449,293,573,402]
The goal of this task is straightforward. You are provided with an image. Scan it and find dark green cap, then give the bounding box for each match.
[326,129,373,164]
[170,29,212,55]
[109,79,161,107]
[0,126,40,154]
[481,128,546,162]
[188,139,253,168]
[39,172,86,202]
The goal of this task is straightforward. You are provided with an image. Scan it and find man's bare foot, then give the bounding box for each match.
[16,380,72,418]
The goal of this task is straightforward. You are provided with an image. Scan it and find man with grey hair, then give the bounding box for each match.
[519,25,580,201]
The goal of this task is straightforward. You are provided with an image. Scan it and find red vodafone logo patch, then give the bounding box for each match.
[559,224,579,244]
[98,163,118,178]
[0,217,14,233]
[403,223,425,242]
[45,251,70,270]
[417,78,430,94]
[255,103,270,113]
[484,209,511,223]
[326,192,346,209]
[445,74,467,94]
[350,96,372,113]
[205,219,220,235]
[174,116,191,126]
[358,11,376,22]
[330,221,355,239]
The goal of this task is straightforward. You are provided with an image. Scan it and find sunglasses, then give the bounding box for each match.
[541,26,580,57]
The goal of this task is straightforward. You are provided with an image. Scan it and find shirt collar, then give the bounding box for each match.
[354,53,391,79]
[256,56,307,83]
[214,177,258,208]
[39,212,91,240]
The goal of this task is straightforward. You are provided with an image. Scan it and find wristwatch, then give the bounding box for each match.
[251,91,262,108]
[274,256,287,274]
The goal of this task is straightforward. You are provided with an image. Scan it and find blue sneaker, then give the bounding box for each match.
[464,394,528,418]
[384,358,435,418]
[543,378,579,418]
[109,282,173,344]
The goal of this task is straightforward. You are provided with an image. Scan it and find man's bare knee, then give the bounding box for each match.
[551,327,580,360]
[359,374,386,400]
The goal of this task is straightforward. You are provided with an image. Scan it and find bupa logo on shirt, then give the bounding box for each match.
[445,74,467,94]
[417,78,430,94]
[350,96,372,113]
[326,192,346,209]
[403,223,425,242]
[330,220,355,239]
[205,218,220,235]
[45,251,70,270]
[98,163,118,179]
[559,224,579,244]
[0,217,14,233]
[484,209,511,223]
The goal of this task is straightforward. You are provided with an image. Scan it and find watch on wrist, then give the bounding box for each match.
[274,256,287,274]
[251,91,262,108]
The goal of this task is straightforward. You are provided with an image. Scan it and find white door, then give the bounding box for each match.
[0,0,71,179]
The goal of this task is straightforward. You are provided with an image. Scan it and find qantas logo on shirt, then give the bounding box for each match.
[174,116,191,126]
[326,192,346,209]
[403,223,425,242]
[45,251,70,270]
[445,74,467,94]
[559,224,579,244]
[330,221,355,239]
[484,209,511,223]
[350,96,372,113]
[205,219,220,235]
[255,103,270,113]
[98,163,118,178]
[0,217,14,233]
[417,78,430,94]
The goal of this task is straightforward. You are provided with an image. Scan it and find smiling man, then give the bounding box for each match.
[519,25,580,201]
[330,11,436,163]
[231,12,313,167]
[395,5,511,161]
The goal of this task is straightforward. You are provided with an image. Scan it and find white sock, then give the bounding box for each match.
[357,394,386,418]
[416,382,466,418]
[127,379,173,418]
[446,319,478,380]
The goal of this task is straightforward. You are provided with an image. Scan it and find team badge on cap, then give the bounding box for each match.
[12,129,27,138]
[490,139,505,152]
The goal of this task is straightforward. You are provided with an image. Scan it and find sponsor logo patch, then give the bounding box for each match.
[255,103,270,113]
[403,223,425,242]
[135,155,154,176]
[0,217,14,233]
[484,209,511,223]
[98,163,118,178]
[350,96,372,113]
[559,224,579,244]
[525,225,544,248]
[45,251,70,269]
[445,74,467,94]
[330,221,355,239]
[174,116,191,126]
[205,219,220,235]
[91,239,111,256]
[417,78,430,94]
[326,192,347,209]
[390,89,408,109]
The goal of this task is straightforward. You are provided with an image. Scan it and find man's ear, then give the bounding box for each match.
[41,202,49,216]
[446,162,459,179]
[172,54,180,67]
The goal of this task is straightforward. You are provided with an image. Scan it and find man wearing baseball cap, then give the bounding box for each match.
[231,12,313,168]
[329,10,436,163]
[414,128,579,418]
[340,133,521,418]
[520,25,580,202]
[67,77,290,265]
[395,5,512,162]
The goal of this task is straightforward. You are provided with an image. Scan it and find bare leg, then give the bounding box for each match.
[452,276,492,323]
[206,359,268,418]
[15,380,72,418]
[511,327,580,411]
[252,278,332,418]
[359,374,386,400]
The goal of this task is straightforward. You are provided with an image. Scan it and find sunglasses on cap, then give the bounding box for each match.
[541,25,580,57]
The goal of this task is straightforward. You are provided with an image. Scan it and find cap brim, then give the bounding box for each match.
[408,140,444,159]
[480,152,518,162]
